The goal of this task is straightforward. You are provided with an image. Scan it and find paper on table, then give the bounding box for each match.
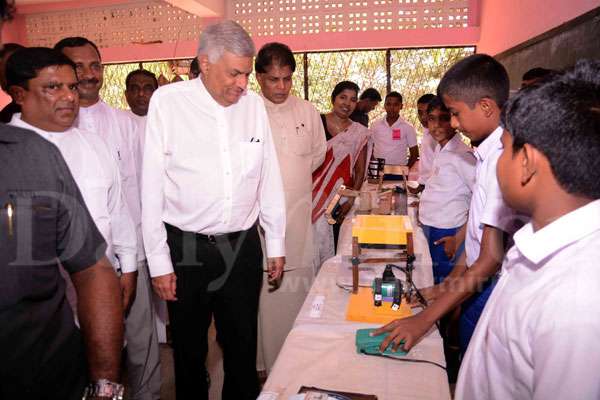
[346,287,412,324]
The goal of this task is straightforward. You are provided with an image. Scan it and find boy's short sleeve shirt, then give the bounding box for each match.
[371,117,417,165]
[465,126,519,266]
[456,199,600,400]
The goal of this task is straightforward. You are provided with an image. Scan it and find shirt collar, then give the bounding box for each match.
[195,77,227,112]
[473,126,502,162]
[79,99,105,112]
[261,93,293,112]
[439,132,465,153]
[513,199,600,264]
[9,113,67,142]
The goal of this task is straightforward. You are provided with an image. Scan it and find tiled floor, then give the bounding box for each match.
[154,322,224,400]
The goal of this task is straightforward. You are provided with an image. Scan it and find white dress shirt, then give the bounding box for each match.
[419,133,476,229]
[418,128,437,185]
[128,112,147,185]
[370,115,417,165]
[465,126,519,267]
[142,78,286,278]
[10,115,137,273]
[76,100,145,263]
[456,199,600,400]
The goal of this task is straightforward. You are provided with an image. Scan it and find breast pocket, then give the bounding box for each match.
[288,126,312,156]
[240,142,264,179]
[5,191,58,263]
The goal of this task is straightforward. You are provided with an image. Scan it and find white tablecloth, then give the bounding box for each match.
[260,184,450,400]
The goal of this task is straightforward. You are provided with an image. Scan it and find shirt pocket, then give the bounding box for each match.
[288,125,312,156]
[5,191,58,263]
[240,142,264,179]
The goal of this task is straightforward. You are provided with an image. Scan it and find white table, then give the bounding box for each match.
[260,184,450,400]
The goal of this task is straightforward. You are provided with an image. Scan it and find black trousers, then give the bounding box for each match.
[165,224,263,400]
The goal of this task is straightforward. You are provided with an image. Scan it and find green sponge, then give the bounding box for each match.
[355,328,408,357]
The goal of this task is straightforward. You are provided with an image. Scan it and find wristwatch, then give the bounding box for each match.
[82,379,124,400]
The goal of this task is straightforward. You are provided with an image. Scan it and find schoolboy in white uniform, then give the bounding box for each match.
[457,59,600,400]
[373,54,521,355]
[418,96,476,284]
[370,91,419,167]
[416,93,436,189]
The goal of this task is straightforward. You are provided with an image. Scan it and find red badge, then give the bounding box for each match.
[392,128,401,140]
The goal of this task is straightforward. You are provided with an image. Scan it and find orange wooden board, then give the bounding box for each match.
[346,287,412,324]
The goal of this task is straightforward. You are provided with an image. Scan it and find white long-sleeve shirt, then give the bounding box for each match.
[418,128,437,185]
[10,115,137,273]
[456,200,600,400]
[76,100,145,263]
[142,78,286,278]
[419,133,476,229]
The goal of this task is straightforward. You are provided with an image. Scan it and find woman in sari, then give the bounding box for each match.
[312,81,370,269]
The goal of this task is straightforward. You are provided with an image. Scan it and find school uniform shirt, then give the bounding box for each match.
[418,128,437,185]
[419,133,476,229]
[76,100,145,263]
[465,126,520,267]
[10,115,137,273]
[142,77,286,278]
[456,199,600,400]
[370,115,417,165]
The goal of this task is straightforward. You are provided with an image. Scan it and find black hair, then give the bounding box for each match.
[437,53,509,108]
[360,87,382,102]
[522,67,555,82]
[417,93,435,105]
[189,57,199,77]
[0,43,24,59]
[255,42,296,73]
[54,36,102,61]
[501,59,600,199]
[0,0,15,21]
[331,80,359,103]
[426,96,449,114]
[125,69,158,89]
[6,47,76,89]
[385,91,402,103]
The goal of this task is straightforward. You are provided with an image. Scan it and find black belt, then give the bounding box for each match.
[165,223,255,244]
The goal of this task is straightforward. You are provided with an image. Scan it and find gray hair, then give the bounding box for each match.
[197,20,255,63]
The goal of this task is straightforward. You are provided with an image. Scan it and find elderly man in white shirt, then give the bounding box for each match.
[55,37,160,400]
[141,21,286,400]
[8,47,137,307]
[254,42,327,372]
[370,91,419,170]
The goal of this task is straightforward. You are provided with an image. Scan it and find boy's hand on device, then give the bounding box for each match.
[371,314,431,352]
[435,235,457,259]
